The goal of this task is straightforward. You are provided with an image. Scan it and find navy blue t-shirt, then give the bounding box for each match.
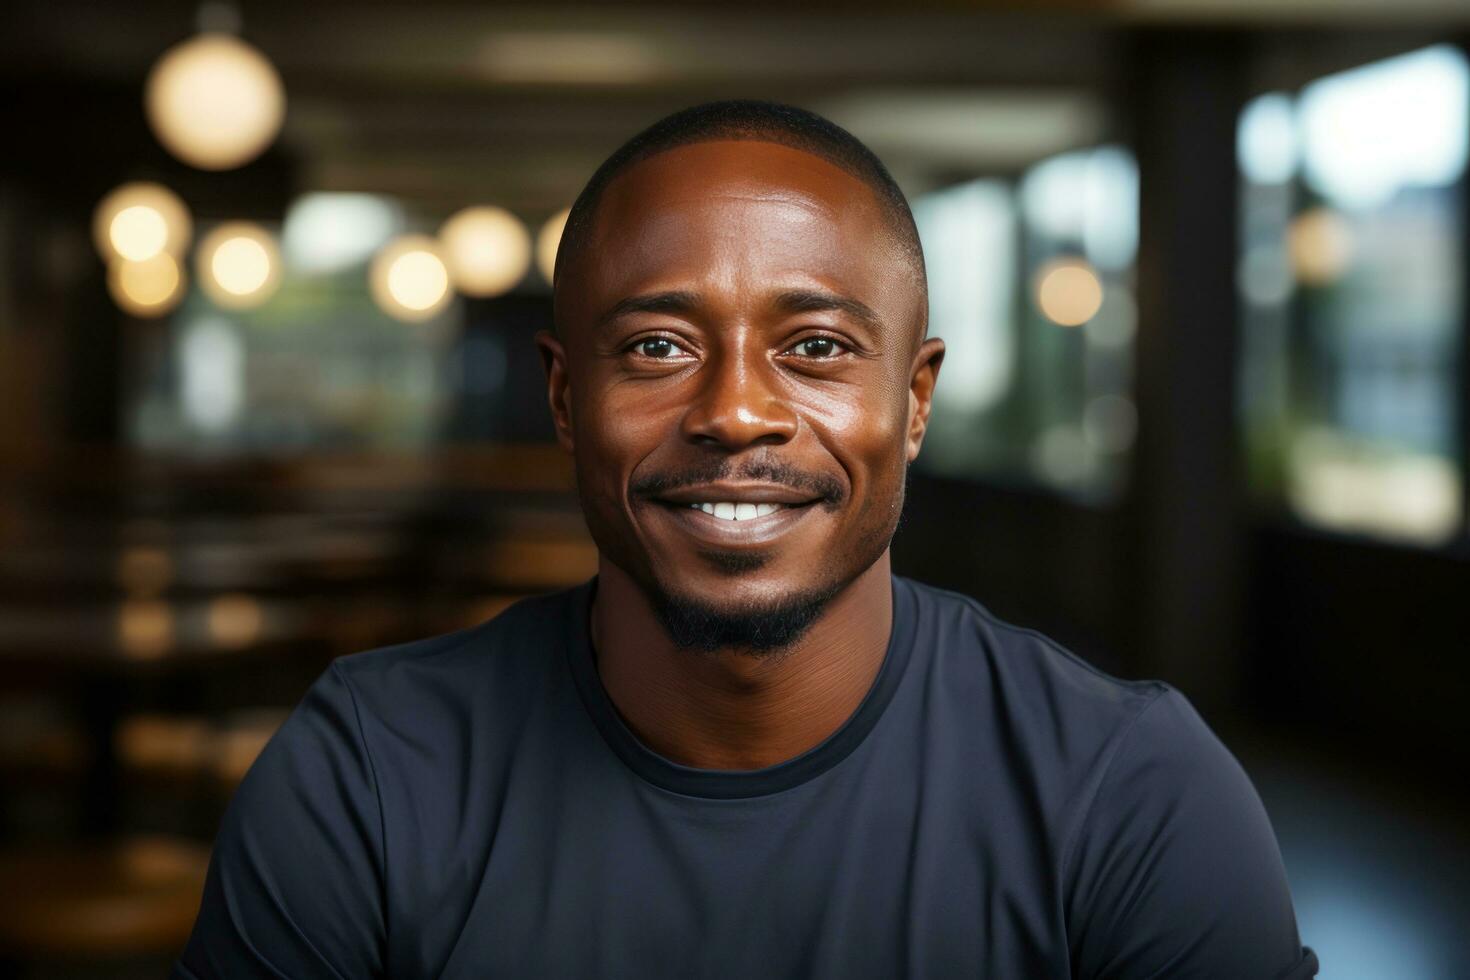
[174,574,1317,978]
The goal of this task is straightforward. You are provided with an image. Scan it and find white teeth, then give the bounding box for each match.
[688,502,787,521]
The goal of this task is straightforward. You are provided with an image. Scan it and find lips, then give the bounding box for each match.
[653,482,822,507]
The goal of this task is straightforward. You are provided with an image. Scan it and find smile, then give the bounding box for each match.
[684,502,787,521]
[648,497,822,548]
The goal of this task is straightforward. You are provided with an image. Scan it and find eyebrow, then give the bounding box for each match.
[596,288,884,333]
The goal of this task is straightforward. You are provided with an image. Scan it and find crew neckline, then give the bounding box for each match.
[564,573,916,800]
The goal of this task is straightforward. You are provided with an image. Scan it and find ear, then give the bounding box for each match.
[534,329,575,454]
[906,337,945,463]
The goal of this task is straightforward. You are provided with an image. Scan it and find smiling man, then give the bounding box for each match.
[175,101,1317,979]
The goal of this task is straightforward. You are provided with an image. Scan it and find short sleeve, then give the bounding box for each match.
[172,662,387,979]
[1064,687,1318,980]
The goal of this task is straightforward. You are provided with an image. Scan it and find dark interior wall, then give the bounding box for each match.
[1247,526,1470,769]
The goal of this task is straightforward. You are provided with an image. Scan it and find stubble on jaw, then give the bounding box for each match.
[645,572,848,660]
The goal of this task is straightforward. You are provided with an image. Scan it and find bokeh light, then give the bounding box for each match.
[107,252,185,317]
[196,222,281,309]
[537,208,570,284]
[370,235,452,322]
[439,206,531,297]
[1034,257,1104,326]
[281,193,402,274]
[118,599,175,660]
[1237,92,1298,185]
[144,32,286,171]
[1287,207,1355,286]
[92,183,192,263]
[207,594,263,649]
[110,207,167,261]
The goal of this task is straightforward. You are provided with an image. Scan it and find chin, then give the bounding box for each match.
[648,576,846,656]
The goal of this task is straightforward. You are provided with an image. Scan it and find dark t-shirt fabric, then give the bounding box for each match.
[174,573,1318,979]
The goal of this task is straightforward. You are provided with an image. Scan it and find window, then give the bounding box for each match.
[129,195,459,453]
[912,147,1139,502]
[1238,45,1468,544]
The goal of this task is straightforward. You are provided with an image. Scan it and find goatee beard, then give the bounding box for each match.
[647,578,846,658]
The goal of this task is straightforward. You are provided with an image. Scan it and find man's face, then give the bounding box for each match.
[537,139,943,649]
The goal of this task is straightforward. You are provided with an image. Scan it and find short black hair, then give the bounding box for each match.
[551,99,926,331]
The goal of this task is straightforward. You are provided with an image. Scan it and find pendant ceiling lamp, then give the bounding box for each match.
[92,182,192,263]
[145,28,285,170]
[197,222,282,309]
[370,235,453,323]
[439,206,532,298]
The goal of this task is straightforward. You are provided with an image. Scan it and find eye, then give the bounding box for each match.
[789,336,848,359]
[628,336,687,359]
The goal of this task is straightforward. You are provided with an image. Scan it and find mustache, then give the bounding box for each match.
[630,458,845,505]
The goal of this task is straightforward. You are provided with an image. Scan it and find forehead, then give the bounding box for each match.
[603,137,884,220]
[564,139,915,329]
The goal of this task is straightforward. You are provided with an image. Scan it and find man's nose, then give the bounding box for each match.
[680,345,799,450]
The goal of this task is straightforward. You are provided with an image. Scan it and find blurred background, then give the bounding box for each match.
[1,0,1468,976]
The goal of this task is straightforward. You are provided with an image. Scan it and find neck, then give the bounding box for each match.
[589,552,895,771]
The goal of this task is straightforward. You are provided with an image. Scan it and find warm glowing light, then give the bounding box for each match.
[207,593,263,649]
[145,32,286,170]
[390,253,448,309]
[537,208,570,284]
[197,222,281,308]
[439,206,532,297]
[111,206,168,261]
[1034,257,1104,326]
[118,599,175,659]
[108,253,185,317]
[214,239,269,293]
[117,715,212,773]
[1287,207,1355,286]
[369,235,452,322]
[93,183,192,262]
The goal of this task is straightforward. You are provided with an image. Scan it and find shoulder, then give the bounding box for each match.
[328,582,585,719]
[1062,686,1313,975]
[896,579,1310,976]
[899,575,1167,754]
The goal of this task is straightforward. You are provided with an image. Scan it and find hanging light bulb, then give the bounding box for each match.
[196,222,281,309]
[145,32,285,171]
[438,206,531,297]
[108,252,186,317]
[537,208,570,285]
[370,235,452,322]
[93,182,192,263]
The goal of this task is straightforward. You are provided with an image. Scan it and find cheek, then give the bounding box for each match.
[584,383,673,456]
[804,371,910,469]
[571,374,674,506]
